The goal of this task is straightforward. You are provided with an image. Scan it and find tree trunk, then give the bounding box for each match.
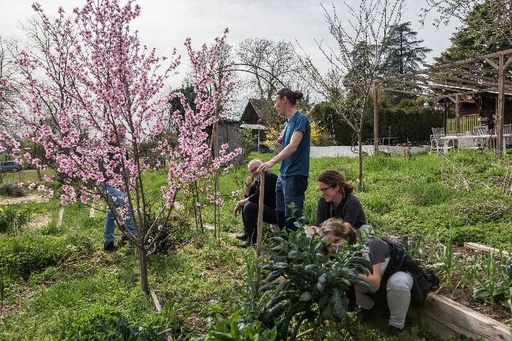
[139,244,149,294]
[358,129,363,191]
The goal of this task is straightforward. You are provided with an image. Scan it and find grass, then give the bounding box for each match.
[1,149,512,340]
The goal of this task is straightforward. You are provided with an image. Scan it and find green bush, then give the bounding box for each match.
[190,310,277,341]
[0,206,31,233]
[0,183,24,197]
[258,229,372,340]
[0,236,79,281]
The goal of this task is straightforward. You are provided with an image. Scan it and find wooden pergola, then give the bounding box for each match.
[373,49,512,154]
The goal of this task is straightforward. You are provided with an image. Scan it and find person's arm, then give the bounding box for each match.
[243,174,255,196]
[234,197,249,217]
[358,262,383,291]
[235,178,259,216]
[257,130,304,172]
[315,197,327,226]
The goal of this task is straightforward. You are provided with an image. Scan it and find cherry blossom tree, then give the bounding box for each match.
[0,0,240,293]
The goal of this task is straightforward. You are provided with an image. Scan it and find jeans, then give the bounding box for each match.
[275,175,308,231]
[103,185,137,244]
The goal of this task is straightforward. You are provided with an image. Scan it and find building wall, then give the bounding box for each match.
[218,122,243,164]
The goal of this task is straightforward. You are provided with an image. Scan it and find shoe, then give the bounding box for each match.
[235,233,248,241]
[388,325,403,335]
[103,241,118,252]
[359,306,385,321]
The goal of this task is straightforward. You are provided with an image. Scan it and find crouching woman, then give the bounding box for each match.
[319,217,412,334]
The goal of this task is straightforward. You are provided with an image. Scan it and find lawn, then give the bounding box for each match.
[0,150,511,340]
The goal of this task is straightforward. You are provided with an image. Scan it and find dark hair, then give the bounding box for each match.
[317,170,354,198]
[320,217,357,245]
[276,87,303,105]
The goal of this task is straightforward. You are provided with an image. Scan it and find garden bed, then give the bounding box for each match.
[411,242,511,340]
[412,293,511,341]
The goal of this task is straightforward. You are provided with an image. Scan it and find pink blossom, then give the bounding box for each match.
[0,1,240,254]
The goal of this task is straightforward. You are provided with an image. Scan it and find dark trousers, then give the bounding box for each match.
[242,201,277,243]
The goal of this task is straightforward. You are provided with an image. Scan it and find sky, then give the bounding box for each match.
[0,0,460,95]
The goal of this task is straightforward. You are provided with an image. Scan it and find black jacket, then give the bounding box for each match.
[246,171,278,209]
[315,193,366,228]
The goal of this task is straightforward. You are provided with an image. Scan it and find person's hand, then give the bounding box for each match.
[233,200,244,217]
[257,159,276,173]
[304,225,319,238]
[245,175,254,186]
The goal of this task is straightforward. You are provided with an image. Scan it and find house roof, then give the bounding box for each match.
[240,99,267,124]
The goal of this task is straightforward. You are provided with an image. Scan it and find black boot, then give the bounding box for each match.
[103,241,117,252]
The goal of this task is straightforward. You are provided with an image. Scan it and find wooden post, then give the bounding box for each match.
[373,82,379,155]
[485,54,512,155]
[455,94,460,134]
[497,55,505,153]
[256,174,265,256]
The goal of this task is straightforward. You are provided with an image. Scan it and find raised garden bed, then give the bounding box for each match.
[412,293,511,341]
[411,242,511,340]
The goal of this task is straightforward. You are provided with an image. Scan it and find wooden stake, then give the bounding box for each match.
[256,174,265,256]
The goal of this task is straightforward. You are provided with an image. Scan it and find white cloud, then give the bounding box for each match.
[0,0,458,93]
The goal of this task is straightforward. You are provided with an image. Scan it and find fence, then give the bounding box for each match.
[447,114,480,134]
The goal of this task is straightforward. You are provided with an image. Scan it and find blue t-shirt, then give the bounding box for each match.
[280,111,310,177]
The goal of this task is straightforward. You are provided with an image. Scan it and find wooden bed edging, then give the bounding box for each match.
[410,293,511,341]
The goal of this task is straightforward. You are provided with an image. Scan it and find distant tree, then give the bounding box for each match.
[236,38,298,100]
[422,0,512,50]
[381,22,432,74]
[0,37,17,131]
[380,22,432,104]
[435,1,512,63]
[298,0,404,187]
[0,0,240,294]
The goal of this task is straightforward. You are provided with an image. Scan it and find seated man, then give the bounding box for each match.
[234,159,278,248]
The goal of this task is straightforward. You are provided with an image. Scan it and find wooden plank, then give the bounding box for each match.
[464,242,510,258]
[413,293,512,341]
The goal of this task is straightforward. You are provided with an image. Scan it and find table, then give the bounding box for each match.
[440,134,512,153]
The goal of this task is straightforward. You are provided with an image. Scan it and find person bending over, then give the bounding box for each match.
[320,217,413,334]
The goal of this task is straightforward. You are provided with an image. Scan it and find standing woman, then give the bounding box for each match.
[258,87,310,231]
[315,170,367,229]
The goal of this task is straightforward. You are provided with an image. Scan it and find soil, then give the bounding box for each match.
[1,194,47,205]
[2,194,50,230]
[432,244,511,324]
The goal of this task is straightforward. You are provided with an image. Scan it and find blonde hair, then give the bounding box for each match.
[320,217,357,245]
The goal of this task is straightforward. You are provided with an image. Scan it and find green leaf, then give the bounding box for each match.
[332,288,345,320]
[317,273,328,291]
[299,291,312,301]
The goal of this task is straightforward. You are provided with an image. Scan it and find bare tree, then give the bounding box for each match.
[297,0,404,188]
[0,37,18,131]
[236,38,299,100]
[235,38,315,148]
